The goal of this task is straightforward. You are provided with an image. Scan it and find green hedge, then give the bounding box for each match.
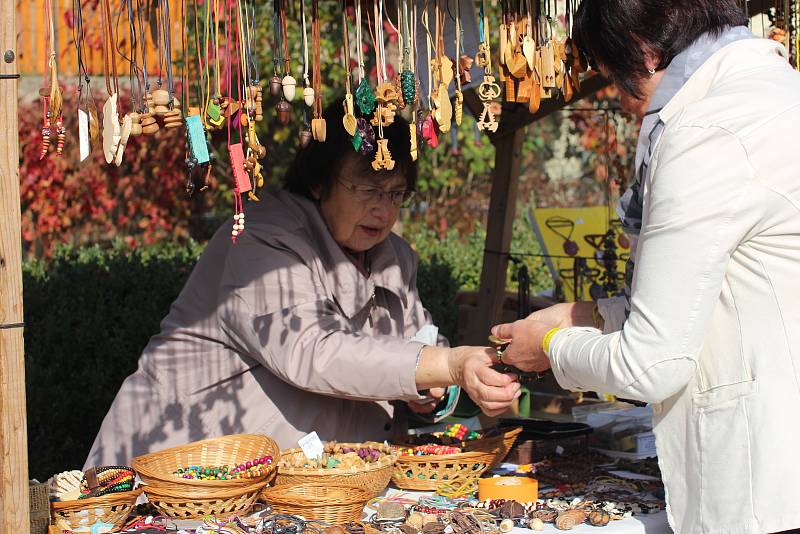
[23,222,553,480]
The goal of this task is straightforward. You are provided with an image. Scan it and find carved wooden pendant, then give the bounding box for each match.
[102,93,122,164]
[113,113,133,166]
[434,84,452,133]
[409,123,418,162]
[311,118,327,142]
[454,91,463,126]
[476,102,498,132]
[371,139,395,171]
[343,94,357,136]
[78,109,90,162]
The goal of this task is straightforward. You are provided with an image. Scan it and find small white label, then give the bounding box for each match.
[298,431,324,460]
[555,445,565,456]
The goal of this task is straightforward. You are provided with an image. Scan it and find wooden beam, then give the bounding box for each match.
[0,2,30,531]
[465,128,525,345]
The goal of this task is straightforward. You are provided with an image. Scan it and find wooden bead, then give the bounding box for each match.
[153,105,169,115]
[152,89,171,106]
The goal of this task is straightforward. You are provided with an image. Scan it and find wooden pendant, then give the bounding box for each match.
[478,76,502,101]
[370,103,397,128]
[88,106,100,146]
[299,128,313,148]
[206,100,224,128]
[499,24,508,66]
[459,55,474,84]
[439,56,454,87]
[510,53,528,79]
[530,72,542,113]
[454,91,463,126]
[163,109,183,129]
[102,93,122,164]
[563,68,574,103]
[541,42,557,88]
[476,102,498,132]
[505,76,516,101]
[282,75,297,101]
[516,73,531,103]
[523,35,536,71]
[269,75,282,97]
[434,84,452,133]
[371,139,395,171]
[311,118,327,142]
[228,142,253,194]
[303,86,315,107]
[140,112,159,135]
[276,100,292,125]
[113,113,133,166]
[409,123,418,161]
[475,43,490,69]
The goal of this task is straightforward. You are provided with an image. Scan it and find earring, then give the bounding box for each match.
[648,68,656,77]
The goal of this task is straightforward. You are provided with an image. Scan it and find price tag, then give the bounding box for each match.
[298,431,324,460]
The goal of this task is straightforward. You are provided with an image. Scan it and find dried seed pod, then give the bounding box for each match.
[588,510,610,527]
[530,509,557,523]
[529,518,544,531]
[499,519,514,533]
[376,502,406,521]
[421,522,445,534]
[344,523,365,534]
[555,510,586,531]
[422,514,438,526]
[406,512,424,530]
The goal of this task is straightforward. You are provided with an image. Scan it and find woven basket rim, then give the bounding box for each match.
[278,443,399,475]
[396,425,523,448]
[393,449,493,463]
[132,434,279,487]
[262,482,372,505]
[50,487,144,512]
[142,479,268,500]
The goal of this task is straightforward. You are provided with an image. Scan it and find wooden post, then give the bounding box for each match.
[0,1,30,531]
[465,128,525,345]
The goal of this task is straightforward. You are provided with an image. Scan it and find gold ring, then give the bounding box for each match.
[496,351,504,365]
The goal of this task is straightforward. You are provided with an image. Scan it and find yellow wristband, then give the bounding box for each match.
[542,327,561,355]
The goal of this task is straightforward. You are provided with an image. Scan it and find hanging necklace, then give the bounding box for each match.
[100,0,122,163]
[125,0,145,137]
[310,0,326,141]
[280,0,296,102]
[341,0,357,136]
[227,0,252,241]
[270,0,283,97]
[453,0,463,126]
[297,0,312,147]
[475,0,500,132]
[237,0,264,201]
[73,0,98,161]
[185,0,212,194]
[40,0,64,159]
[432,0,452,133]
[370,0,397,170]
[420,2,439,148]
[274,0,293,125]
[354,0,376,115]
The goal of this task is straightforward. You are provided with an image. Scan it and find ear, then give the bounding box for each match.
[643,48,661,72]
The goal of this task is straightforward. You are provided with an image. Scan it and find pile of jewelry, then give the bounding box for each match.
[403,425,482,447]
[173,455,273,480]
[48,465,137,501]
[281,442,394,469]
[398,445,462,456]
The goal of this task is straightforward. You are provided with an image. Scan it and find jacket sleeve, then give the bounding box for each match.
[549,125,760,404]
[217,231,424,402]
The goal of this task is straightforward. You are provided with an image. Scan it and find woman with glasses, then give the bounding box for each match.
[85,104,519,466]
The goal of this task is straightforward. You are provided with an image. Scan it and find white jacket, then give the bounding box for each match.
[548,39,800,534]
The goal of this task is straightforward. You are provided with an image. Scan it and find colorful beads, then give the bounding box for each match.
[399,445,462,456]
[173,455,273,480]
[444,424,470,440]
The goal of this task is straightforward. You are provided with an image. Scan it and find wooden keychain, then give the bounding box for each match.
[475,0,499,132]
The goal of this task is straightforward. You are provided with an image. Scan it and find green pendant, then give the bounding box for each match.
[401,70,416,105]
[352,131,362,152]
[355,79,376,115]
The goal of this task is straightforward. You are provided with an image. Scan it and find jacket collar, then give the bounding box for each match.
[659,39,788,123]
[280,191,408,319]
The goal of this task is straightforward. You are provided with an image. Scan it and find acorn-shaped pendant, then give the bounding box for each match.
[303,86,315,107]
[276,100,292,125]
[299,128,313,148]
[282,75,297,101]
[269,76,282,97]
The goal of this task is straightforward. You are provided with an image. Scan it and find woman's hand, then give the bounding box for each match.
[490,318,555,373]
[407,387,447,414]
[446,347,521,417]
[524,302,596,329]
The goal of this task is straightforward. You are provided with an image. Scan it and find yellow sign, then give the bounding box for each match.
[529,206,631,302]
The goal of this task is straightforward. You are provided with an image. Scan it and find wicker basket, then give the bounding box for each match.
[143,482,267,520]
[261,483,371,523]
[462,426,523,468]
[29,481,50,534]
[276,442,398,497]
[51,488,143,531]
[132,434,280,492]
[390,450,493,491]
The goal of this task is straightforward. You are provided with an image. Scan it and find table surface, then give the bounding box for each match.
[376,489,673,534]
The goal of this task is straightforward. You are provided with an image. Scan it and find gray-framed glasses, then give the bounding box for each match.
[337,177,415,207]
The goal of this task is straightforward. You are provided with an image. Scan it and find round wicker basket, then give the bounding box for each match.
[51,488,143,531]
[462,426,523,468]
[390,450,493,491]
[143,482,268,520]
[131,433,280,491]
[276,442,398,497]
[261,483,372,523]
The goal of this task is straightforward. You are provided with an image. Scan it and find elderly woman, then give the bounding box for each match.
[86,106,519,467]
[493,1,800,533]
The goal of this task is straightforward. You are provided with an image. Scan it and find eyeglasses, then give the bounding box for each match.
[336,177,415,207]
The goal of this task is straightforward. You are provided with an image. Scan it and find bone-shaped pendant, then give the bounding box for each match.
[113,113,133,166]
[372,139,396,171]
[102,93,122,164]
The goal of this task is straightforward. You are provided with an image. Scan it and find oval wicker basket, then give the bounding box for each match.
[143,481,268,520]
[390,450,493,491]
[51,488,143,531]
[131,433,280,492]
[261,483,371,523]
[462,426,522,468]
[276,442,398,497]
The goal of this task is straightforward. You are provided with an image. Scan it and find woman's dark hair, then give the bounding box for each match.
[573,0,748,98]
[284,101,417,199]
